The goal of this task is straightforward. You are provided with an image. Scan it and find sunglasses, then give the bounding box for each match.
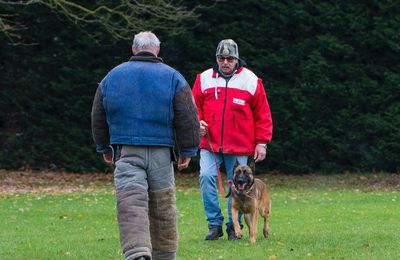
[217,56,236,62]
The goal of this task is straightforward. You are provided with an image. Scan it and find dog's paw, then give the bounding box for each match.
[263,229,269,238]
[235,231,243,239]
[249,237,256,243]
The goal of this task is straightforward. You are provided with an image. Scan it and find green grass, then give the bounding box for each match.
[0,174,399,259]
[0,191,120,259]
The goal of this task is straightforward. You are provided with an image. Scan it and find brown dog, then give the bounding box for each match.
[229,160,271,243]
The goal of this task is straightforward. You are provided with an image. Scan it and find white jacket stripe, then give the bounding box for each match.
[200,68,258,95]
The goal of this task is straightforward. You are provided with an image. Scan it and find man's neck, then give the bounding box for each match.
[218,70,235,78]
[135,51,157,57]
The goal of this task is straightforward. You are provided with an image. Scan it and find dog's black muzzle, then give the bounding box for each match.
[234,173,250,191]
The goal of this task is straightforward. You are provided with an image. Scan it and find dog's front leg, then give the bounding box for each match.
[246,212,258,243]
[262,201,270,238]
[231,202,243,239]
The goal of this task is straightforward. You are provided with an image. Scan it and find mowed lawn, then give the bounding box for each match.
[0,171,399,259]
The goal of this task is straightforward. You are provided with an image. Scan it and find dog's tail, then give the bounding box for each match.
[225,180,232,198]
[225,187,231,198]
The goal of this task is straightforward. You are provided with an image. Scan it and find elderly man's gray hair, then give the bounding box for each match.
[133,31,161,52]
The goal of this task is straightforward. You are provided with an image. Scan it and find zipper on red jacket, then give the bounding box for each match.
[219,77,231,152]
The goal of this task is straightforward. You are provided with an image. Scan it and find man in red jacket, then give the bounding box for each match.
[192,39,273,240]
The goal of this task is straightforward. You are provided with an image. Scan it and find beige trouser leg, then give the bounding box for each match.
[117,187,152,260]
[114,146,176,260]
[149,187,178,260]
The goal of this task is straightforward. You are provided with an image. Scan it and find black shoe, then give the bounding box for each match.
[226,225,242,241]
[205,225,223,240]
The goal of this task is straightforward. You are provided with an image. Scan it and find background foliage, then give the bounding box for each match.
[1,1,399,173]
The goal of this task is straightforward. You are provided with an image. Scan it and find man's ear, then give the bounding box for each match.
[248,157,255,174]
[132,46,137,55]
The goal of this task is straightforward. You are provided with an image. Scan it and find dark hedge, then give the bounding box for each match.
[1,1,399,173]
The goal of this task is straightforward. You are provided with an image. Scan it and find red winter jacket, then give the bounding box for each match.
[192,65,273,156]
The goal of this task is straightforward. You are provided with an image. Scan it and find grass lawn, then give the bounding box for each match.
[0,171,399,259]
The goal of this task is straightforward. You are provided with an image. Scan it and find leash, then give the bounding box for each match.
[205,128,226,197]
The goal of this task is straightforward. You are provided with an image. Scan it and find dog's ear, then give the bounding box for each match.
[248,157,256,174]
[234,159,240,169]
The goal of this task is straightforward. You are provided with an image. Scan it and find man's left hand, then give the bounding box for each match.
[103,152,113,164]
[254,144,267,162]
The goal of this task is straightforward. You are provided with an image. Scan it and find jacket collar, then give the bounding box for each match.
[129,51,164,63]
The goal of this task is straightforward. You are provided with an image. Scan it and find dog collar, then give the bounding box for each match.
[245,180,255,194]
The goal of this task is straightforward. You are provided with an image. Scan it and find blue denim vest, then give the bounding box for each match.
[100,60,186,147]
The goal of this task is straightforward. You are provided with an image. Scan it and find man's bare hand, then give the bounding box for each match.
[200,120,208,136]
[103,152,113,164]
[254,144,267,163]
[177,156,191,171]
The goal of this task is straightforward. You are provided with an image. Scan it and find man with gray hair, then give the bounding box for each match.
[91,31,200,260]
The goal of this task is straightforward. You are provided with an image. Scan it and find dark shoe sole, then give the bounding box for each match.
[205,234,223,240]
